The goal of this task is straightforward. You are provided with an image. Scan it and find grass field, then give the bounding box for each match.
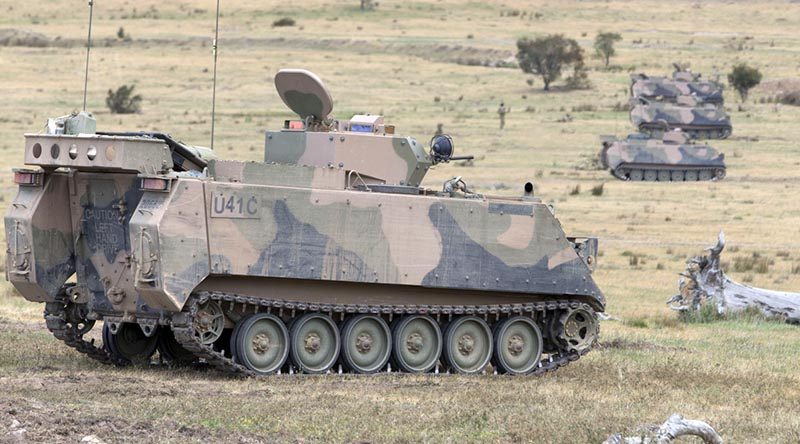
[1,0,800,442]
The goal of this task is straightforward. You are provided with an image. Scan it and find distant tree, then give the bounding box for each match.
[516,35,585,91]
[106,85,142,114]
[594,32,622,67]
[727,63,762,102]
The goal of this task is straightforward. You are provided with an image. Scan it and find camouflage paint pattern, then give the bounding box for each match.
[5,173,74,301]
[600,133,725,179]
[265,130,431,187]
[630,75,724,105]
[7,69,605,324]
[630,101,732,138]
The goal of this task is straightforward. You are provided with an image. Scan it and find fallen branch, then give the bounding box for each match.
[668,232,800,323]
[604,413,723,444]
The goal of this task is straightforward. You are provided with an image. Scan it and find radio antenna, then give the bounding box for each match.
[210,0,221,150]
[82,0,95,111]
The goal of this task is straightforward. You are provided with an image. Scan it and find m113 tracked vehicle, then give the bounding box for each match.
[630,97,732,140]
[599,131,726,182]
[6,69,604,376]
[630,74,724,105]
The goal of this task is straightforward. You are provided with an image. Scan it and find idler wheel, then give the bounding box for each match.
[714,169,726,180]
[232,313,289,375]
[443,316,492,374]
[340,315,391,374]
[289,313,340,374]
[193,300,225,345]
[391,315,442,373]
[157,327,195,364]
[553,307,598,353]
[492,316,543,375]
[103,322,157,364]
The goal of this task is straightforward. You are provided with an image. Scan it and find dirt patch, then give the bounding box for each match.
[0,398,274,444]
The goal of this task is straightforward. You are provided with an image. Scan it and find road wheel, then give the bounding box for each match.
[340,315,391,374]
[157,327,195,364]
[493,316,543,375]
[698,169,713,181]
[628,169,644,181]
[233,313,289,375]
[104,322,157,364]
[657,170,671,182]
[290,313,340,374]
[443,316,493,374]
[643,170,658,182]
[670,170,685,181]
[685,170,699,181]
[391,315,442,373]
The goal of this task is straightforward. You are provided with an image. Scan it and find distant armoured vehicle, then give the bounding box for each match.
[6,69,604,376]
[630,74,724,105]
[630,97,732,139]
[599,131,726,182]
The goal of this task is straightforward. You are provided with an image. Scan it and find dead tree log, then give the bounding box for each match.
[604,413,723,444]
[668,232,800,323]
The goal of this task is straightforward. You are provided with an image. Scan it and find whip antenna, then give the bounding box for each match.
[210,0,221,150]
[82,0,95,111]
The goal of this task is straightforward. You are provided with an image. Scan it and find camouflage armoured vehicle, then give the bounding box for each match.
[599,131,726,182]
[6,69,604,376]
[630,74,724,105]
[630,97,732,139]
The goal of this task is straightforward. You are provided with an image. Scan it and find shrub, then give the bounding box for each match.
[727,63,762,102]
[272,17,296,27]
[106,84,142,114]
[591,183,604,196]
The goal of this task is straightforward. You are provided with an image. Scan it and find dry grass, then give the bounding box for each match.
[1,0,800,442]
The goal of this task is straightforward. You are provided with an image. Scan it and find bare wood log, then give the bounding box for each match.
[668,232,800,323]
[604,413,723,444]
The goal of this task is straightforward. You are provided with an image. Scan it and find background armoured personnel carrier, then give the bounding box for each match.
[599,132,726,182]
[630,97,732,139]
[5,69,604,376]
[630,74,724,105]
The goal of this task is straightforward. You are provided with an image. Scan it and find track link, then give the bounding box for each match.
[43,295,127,367]
[171,291,597,377]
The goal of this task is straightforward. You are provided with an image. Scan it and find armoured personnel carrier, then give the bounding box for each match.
[630,74,724,105]
[599,131,726,182]
[6,69,604,376]
[630,97,732,139]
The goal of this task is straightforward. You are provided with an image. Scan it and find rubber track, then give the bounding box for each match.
[171,290,597,377]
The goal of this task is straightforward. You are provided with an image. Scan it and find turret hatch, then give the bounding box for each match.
[274,69,333,122]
